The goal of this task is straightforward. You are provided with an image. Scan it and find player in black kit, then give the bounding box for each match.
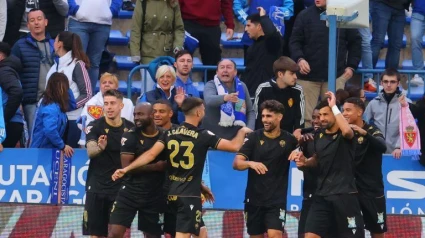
[342,97,387,238]
[112,97,252,238]
[83,90,134,237]
[108,103,167,238]
[289,91,364,238]
[293,106,320,238]
[233,100,298,238]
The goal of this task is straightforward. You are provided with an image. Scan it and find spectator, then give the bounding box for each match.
[129,0,184,92]
[31,72,74,158]
[68,0,122,91]
[78,72,134,147]
[359,26,377,92]
[242,8,284,96]
[139,65,185,124]
[289,0,361,126]
[0,0,6,41]
[203,59,255,140]
[173,50,200,98]
[410,0,425,86]
[11,9,55,138]
[0,42,24,148]
[3,0,24,46]
[370,0,411,69]
[17,0,68,40]
[122,0,134,11]
[253,56,304,132]
[345,85,366,102]
[46,31,92,148]
[412,95,425,166]
[179,0,234,79]
[364,68,413,158]
[233,0,293,60]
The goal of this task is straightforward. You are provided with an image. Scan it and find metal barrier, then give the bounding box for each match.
[127,64,425,100]
[126,65,246,98]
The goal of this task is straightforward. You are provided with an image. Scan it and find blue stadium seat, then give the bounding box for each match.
[117,9,133,19]
[115,55,138,70]
[108,30,129,46]
[95,80,129,94]
[401,60,425,70]
[384,34,407,48]
[192,81,205,98]
[364,91,377,100]
[126,30,131,38]
[227,57,244,66]
[220,32,244,49]
[405,87,424,100]
[358,59,385,69]
[193,57,203,66]
[406,16,411,25]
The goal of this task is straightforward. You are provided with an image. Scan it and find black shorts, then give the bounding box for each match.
[305,194,365,238]
[82,192,116,237]
[244,203,286,235]
[109,186,166,235]
[298,198,313,236]
[358,195,387,234]
[163,196,202,236]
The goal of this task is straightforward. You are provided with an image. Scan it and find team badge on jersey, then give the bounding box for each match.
[121,138,127,146]
[260,140,264,145]
[288,98,293,107]
[85,126,93,134]
[87,106,103,119]
[279,140,286,147]
[357,136,364,144]
[105,128,109,134]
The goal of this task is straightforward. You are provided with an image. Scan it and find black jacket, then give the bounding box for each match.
[410,98,425,166]
[253,78,305,132]
[289,5,361,82]
[0,55,24,123]
[243,16,283,96]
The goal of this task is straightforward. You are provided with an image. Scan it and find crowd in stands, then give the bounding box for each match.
[0,0,424,166]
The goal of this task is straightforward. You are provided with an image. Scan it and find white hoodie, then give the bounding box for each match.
[70,0,114,25]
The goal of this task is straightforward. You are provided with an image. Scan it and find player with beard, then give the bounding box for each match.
[342,97,387,238]
[289,91,364,238]
[112,97,252,238]
[233,100,298,238]
[293,106,320,238]
[83,90,134,238]
[109,103,167,238]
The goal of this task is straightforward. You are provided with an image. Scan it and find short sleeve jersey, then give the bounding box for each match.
[314,129,357,196]
[120,127,167,201]
[85,117,134,194]
[237,129,298,206]
[354,123,385,197]
[158,122,221,197]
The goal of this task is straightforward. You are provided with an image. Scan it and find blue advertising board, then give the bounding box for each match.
[0,149,424,215]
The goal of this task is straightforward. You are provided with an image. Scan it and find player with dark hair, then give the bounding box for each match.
[289,91,364,238]
[233,99,298,238]
[343,97,387,238]
[108,103,167,238]
[111,97,252,238]
[83,89,134,238]
[153,99,174,130]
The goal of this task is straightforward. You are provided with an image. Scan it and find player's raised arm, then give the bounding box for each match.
[216,127,253,152]
[326,91,354,139]
[112,141,165,181]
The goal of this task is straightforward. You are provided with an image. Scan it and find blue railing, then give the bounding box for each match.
[127,65,425,100]
[126,65,246,98]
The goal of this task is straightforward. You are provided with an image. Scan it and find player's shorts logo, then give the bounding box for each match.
[377,212,384,224]
[83,210,88,228]
[347,216,357,234]
[121,138,127,146]
[87,106,103,119]
[158,213,164,224]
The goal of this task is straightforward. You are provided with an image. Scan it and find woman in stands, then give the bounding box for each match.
[139,65,185,124]
[129,0,185,91]
[78,72,134,147]
[31,72,74,158]
[46,31,92,148]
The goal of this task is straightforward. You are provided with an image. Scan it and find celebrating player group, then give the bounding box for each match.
[83,89,386,238]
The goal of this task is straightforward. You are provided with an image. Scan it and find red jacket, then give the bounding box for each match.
[178,0,235,29]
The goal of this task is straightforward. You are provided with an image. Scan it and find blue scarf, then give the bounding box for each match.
[214,75,247,127]
[0,88,6,143]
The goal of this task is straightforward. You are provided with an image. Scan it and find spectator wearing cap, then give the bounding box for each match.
[253,56,304,132]
[242,7,283,96]
[0,42,24,148]
[203,59,255,140]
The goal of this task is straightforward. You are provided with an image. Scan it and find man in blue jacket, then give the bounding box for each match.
[173,50,201,98]
[11,9,54,138]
